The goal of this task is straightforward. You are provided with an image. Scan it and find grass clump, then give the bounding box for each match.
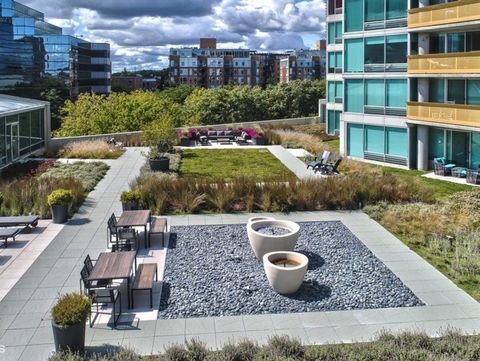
[40,162,109,192]
[59,140,124,159]
[179,149,293,182]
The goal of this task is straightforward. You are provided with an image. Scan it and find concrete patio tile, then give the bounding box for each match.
[155,319,185,336]
[376,322,420,335]
[305,326,340,345]
[215,331,247,348]
[442,290,478,305]
[298,312,330,328]
[92,326,125,341]
[244,329,276,346]
[0,315,15,330]
[415,292,454,306]
[271,313,303,330]
[379,307,417,323]
[325,310,360,327]
[29,326,53,345]
[242,314,275,331]
[19,299,54,315]
[353,309,389,325]
[0,328,36,346]
[459,304,480,318]
[122,320,156,338]
[152,335,186,354]
[214,316,245,333]
[333,324,377,343]
[121,337,154,356]
[8,312,45,330]
[185,317,215,335]
[0,300,27,315]
[2,346,26,361]
[18,344,55,361]
[1,288,35,302]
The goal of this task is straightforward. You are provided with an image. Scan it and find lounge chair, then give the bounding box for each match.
[0,215,39,229]
[317,157,342,175]
[0,228,22,248]
[307,151,331,171]
[433,157,456,176]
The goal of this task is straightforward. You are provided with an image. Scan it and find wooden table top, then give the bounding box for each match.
[88,251,136,280]
[117,210,150,227]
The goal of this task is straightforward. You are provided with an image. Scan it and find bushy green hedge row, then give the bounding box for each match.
[54,81,325,137]
[49,332,480,361]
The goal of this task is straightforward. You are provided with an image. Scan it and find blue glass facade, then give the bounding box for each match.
[0,0,111,97]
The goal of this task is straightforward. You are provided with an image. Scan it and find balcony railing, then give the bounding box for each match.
[407,102,480,128]
[408,51,480,74]
[409,0,480,29]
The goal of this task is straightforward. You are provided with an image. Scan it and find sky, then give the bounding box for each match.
[21,0,327,72]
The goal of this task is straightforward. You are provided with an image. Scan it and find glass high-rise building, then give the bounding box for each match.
[327,0,480,171]
[0,0,111,97]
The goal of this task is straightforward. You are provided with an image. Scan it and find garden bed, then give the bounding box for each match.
[159,222,423,319]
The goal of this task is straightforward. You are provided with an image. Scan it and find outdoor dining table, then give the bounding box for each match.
[88,251,136,308]
[117,210,151,248]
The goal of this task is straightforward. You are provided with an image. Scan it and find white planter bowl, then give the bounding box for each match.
[247,219,300,260]
[247,216,276,226]
[263,251,309,295]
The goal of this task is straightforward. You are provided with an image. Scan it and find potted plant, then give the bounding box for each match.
[255,133,267,146]
[179,131,190,147]
[47,189,73,224]
[120,190,141,211]
[141,118,176,172]
[51,292,91,353]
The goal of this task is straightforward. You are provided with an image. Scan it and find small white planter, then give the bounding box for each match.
[247,219,300,259]
[247,216,276,226]
[263,251,309,295]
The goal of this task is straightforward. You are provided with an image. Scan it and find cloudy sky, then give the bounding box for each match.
[22,0,326,72]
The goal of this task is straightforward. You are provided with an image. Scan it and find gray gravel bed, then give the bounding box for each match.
[159,222,423,318]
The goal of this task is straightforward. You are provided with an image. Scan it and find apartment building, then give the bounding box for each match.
[279,49,326,84]
[328,0,480,170]
[0,0,111,97]
[169,39,325,88]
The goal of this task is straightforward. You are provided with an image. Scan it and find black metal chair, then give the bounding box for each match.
[83,255,110,288]
[107,213,119,249]
[80,265,122,327]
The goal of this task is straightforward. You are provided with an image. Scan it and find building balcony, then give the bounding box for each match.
[409,0,480,29]
[407,101,480,128]
[408,51,480,74]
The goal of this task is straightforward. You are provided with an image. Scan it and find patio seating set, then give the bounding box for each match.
[433,157,480,185]
[196,129,252,146]
[0,215,39,247]
[306,150,342,175]
[81,210,167,327]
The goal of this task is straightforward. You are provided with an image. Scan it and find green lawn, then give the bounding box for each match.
[179,149,294,181]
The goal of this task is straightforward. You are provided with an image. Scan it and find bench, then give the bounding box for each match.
[131,263,158,308]
[149,217,168,248]
[0,228,23,248]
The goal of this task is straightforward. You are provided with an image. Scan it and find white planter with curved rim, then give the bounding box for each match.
[247,219,300,259]
[247,216,276,226]
[263,251,309,294]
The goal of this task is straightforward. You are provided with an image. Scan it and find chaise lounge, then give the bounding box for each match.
[0,215,39,229]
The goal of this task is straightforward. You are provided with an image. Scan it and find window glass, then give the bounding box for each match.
[30,110,42,145]
[386,35,407,64]
[345,79,364,113]
[471,132,480,169]
[345,0,363,32]
[335,111,341,130]
[447,33,465,53]
[347,123,364,157]
[335,82,343,99]
[467,80,480,105]
[365,125,385,154]
[429,79,445,103]
[448,79,465,104]
[335,51,343,68]
[19,112,30,151]
[365,79,385,107]
[345,38,364,72]
[386,79,407,108]
[365,0,384,22]
[386,127,407,157]
[328,52,336,73]
[335,21,343,40]
[386,0,407,19]
[328,111,336,134]
[365,36,384,65]
[428,128,445,159]
[430,34,446,54]
[466,32,480,52]
[328,23,336,44]
[328,82,336,102]
[0,117,5,166]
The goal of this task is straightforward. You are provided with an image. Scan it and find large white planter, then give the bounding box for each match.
[247,216,276,226]
[247,219,300,259]
[263,251,309,295]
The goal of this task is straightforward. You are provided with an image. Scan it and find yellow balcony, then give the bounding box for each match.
[408,51,480,74]
[409,0,480,29]
[407,102,480,128]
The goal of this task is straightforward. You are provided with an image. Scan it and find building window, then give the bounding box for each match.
[347,123,364,158]
[345,79,364,113]
[386,35,407,64]
[328,21,343,45]
[345,0,363,32]
[365,37,384,65]
[327,110,341,134]
[365,0,384,22]
[328,51,342,73]
[365,79,385,108]
[386,127,407,157]
[386,79,407,108]
[468,80,480,105]
[345,39,363,72]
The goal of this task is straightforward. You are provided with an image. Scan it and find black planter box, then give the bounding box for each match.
[51,204,68,224]
[122,202,138,211]
[52,320,86,353]
[149,158,170,172]
[180,138,191,147]
[255,138,267,146]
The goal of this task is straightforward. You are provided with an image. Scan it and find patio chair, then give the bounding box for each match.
[307,151,331,171]
[318,157,342,175]
[433,157,456,176]
[80,265,122,327]
[107,213,119,249]
[83,255,111,288]
[113,228,138,252]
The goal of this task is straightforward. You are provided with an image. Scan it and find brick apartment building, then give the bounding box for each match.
[169,38,326,88]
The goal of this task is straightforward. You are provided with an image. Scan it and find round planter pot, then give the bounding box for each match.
[247,219,300,260]
[180,138,191,147]
[51,204,68,224]
[149,158,170,172]
[52,319,87,353]
[122,201,138,211]
[263,251,309,295]
[246,216,276,226]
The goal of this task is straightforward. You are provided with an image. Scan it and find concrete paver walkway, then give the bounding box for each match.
[0,147,479,360]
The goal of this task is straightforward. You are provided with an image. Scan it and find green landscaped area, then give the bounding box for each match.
[179,149,294,181]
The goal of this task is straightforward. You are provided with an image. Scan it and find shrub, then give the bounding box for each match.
[40,162,109,192]
[47,189,73,206]
[164,344,189,361]
[58,140,124,159]
[219,340,260,361]
[120,190,141,204]
[267,335,304,359]
[51,293,91,328]
[186,339,208,361]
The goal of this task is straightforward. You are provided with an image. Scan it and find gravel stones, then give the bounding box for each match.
[159,222,423,319]
[255,226,291,235]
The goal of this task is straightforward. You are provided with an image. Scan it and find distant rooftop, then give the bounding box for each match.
[0,94,48,115]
